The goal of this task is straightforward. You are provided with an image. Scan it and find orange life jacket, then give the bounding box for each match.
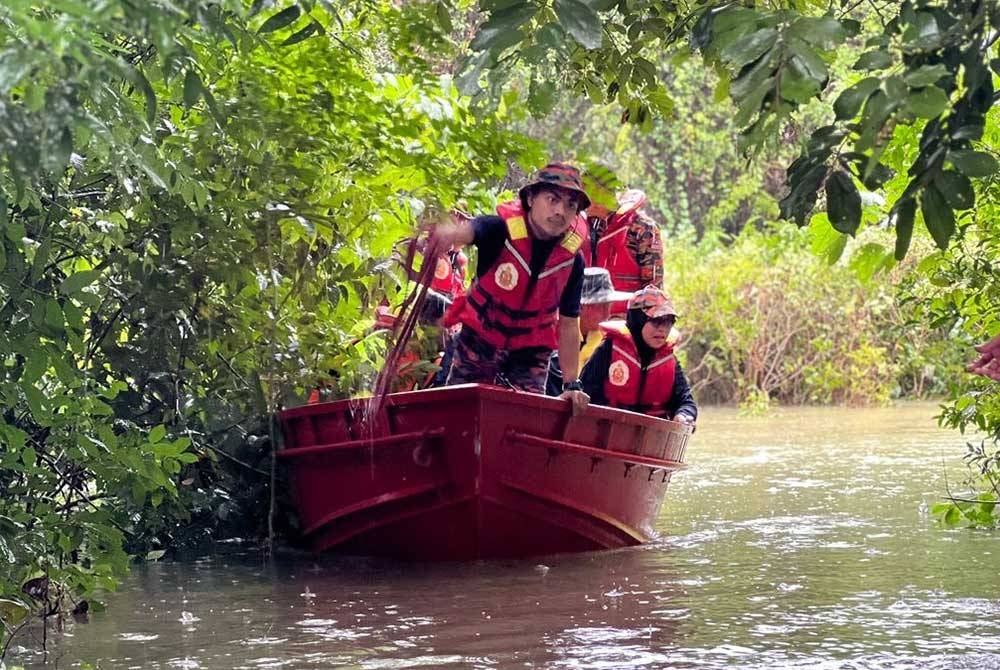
[430,248,468,299]
[600,322,676,417]
[450,201,587,350]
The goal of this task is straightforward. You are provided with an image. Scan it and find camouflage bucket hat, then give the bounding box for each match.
[519,163,592,211]
[628,286,678,319]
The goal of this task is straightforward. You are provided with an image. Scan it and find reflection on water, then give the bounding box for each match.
[12,403,1000,669]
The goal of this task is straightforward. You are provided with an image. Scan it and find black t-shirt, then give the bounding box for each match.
[470,215,584,317]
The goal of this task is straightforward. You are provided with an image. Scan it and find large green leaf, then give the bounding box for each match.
[258,5,301,33]
[903,64,949,87]
[920,183,955,250]
[935,170,975,210]
[779,56,822,103]
[281,21,321,47]
[59,270,101,296]
[808,213,848,264]
[853,50,893,70]
[183,69,202,108]
[787,38,828,81]
[949,150,999,177]
[553,0,603,49]
[825,170,861,236]
[469,4,537,52]
[902,11,940,46]
[721,28,778,70]
[833,77,881,119]
[856,89,896,151]
[850,242,893,283]
[788,15,845,49]
[892,197,916,260]
[780,163,827,226]
[907,86,948,118]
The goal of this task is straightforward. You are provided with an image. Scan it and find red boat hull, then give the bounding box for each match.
[277,384,690,560]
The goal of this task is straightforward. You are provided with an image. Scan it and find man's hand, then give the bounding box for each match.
[969,332,1000,381]
[559,389,590,416]
[674,413,696,427]
[423,211,474,260]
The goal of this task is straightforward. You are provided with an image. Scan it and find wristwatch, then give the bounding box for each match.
[562,379,583,392]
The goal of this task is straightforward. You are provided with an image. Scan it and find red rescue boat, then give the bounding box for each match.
[277,384,691,561]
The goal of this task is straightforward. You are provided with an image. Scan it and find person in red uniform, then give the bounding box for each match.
[579,286,697,424]
[426,211,469,304]
[430,163,592,413]
[586,189,664,316]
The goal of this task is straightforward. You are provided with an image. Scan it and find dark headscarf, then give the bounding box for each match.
[626,308,657,367]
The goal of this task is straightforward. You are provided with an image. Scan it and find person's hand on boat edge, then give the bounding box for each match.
[968,332,1000,381]
[559,388,590,416]
[673,413,696,430]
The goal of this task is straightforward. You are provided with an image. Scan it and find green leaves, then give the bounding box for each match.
[553,0,603,50]
[0,0,539,634]
[892,197,916,261]
[853,50,893,71]
[907,86,948,119]
[59,270,100,296]
[950,150,999,178]
[281,21,322,46]
[721,28,777,70]
[780,161,827,227]
[149,425,167,444]
[470,3,536,52]
[936,171,975,210]
[258,5,302,33]
[920,182,955,250]
[123,66,157,126]
[776,0,998,255]
[787,15,846,50]
[527,78,556,115]
[255,4,321,47]
[825,171,861,236]
[183,70,202,108]
[903,64,948,87]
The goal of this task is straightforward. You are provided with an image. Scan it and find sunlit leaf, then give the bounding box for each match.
[59,270,100,296]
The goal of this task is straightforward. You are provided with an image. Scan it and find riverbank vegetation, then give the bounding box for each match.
[2,0,999,660]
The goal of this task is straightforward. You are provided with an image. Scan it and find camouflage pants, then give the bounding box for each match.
[445,327,551,394]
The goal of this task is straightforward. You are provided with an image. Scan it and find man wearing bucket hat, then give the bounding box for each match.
[428,162,592,413]
[579,286,697,424]
[545,267,632,396]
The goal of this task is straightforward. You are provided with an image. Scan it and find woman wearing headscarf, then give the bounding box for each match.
[579,286,697,424]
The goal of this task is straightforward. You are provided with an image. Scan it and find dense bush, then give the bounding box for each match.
[665,224,966,410]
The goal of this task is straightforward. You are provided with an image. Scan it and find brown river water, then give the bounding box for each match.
[9,403,1000,669]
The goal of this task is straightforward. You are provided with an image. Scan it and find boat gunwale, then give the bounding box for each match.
[277,383,694,437]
